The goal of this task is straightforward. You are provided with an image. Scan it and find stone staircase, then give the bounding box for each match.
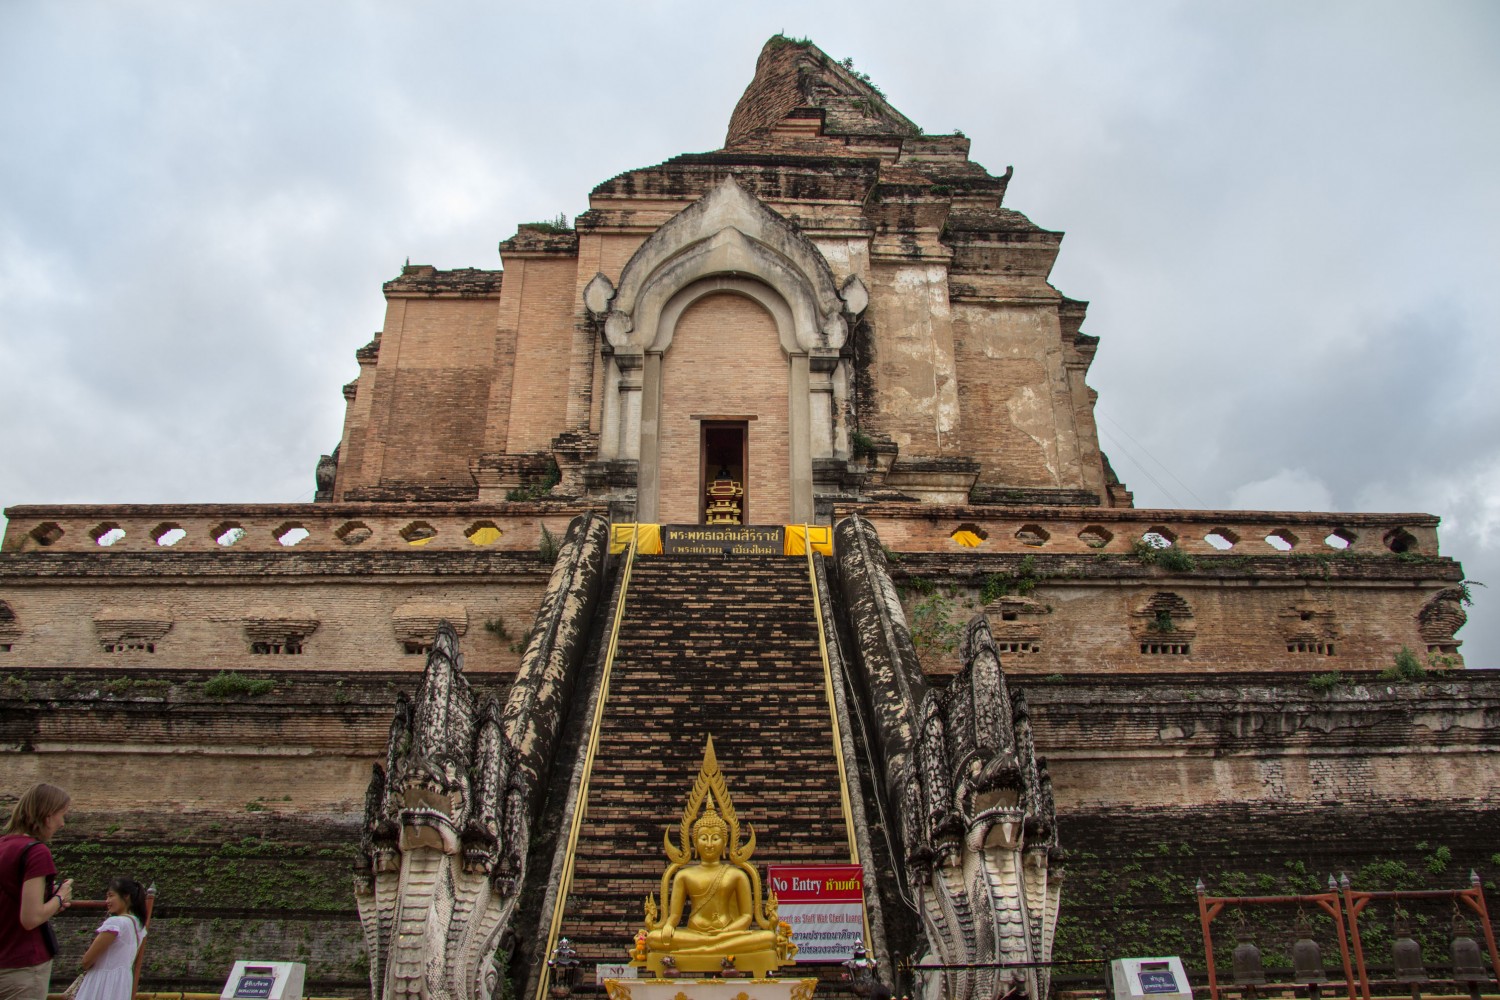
[556,552,852,968]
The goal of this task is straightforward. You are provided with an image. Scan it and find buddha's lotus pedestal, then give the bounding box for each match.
[604,979,818,1000]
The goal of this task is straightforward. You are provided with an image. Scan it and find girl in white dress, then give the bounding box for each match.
[75,879,147,1000]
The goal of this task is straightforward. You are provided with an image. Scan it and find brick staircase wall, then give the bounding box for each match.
[555,553,853,969]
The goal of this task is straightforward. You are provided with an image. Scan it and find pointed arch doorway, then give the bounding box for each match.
[588,178,868,524]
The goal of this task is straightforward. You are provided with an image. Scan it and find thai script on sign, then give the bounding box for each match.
[767,864,865,962]
[660,525,786,556]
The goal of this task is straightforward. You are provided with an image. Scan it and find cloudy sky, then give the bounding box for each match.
[3,1,1497,665]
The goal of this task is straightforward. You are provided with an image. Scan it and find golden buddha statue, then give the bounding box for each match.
[631,737,798,979]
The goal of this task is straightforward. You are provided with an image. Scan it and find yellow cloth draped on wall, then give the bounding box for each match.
[610,523,663,555]
[783,524,832,556]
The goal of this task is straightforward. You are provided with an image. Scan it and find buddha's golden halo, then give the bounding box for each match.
[665,735,756,866]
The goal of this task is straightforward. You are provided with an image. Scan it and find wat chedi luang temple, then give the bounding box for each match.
[2,35,1497,1000]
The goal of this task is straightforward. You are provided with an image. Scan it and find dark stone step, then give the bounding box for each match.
[555,554,846,959]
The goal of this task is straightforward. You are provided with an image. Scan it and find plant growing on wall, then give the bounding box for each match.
[1131,536,1197,572]
[203,671,275,699]
[538,524,560,565]
[506,458,561,501]
[1146,610,1177,634]
[982,555,1044,603]
[1380,646,1426,681]
[1307,671,1346,693]
[520,213,570,234]
[908,587,963,655]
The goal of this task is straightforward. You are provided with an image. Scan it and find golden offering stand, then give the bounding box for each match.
[704,479,743,525]
[625,737,800,982]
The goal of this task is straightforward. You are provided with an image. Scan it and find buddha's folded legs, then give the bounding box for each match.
[647,928,778,957]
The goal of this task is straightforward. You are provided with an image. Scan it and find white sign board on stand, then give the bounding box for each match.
[1110,956,1192,1000]
[767,864,865,962]
[220,961,306,1000]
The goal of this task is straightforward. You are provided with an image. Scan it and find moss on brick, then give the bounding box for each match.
[48,819,365,994]
[1050,806,1500,989]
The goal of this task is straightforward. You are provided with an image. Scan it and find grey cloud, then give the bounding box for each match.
[2,0,1496,662]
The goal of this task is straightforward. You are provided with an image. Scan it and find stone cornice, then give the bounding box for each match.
[382,265,504,298]
[0,550,559,579]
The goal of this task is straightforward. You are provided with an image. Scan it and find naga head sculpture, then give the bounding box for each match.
[385,621,478,855]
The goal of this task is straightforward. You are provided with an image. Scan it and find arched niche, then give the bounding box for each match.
[590,177,865,524]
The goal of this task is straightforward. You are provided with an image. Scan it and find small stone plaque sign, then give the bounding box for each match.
[595,964,636,985]
[660,525,785,556]
[1139,971,1179,994]
[233,977,276,999]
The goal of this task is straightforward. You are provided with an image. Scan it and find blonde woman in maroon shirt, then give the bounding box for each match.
[0,784,74,1000]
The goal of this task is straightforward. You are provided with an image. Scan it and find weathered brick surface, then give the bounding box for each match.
[725,38,919,148]
[334,335,380,502]
[0,670,453,810]
[0,546,557,673]
[557,554,851,964]
[38,811,368,995]
[1019,672,1500,808]
[862,264,962,461]
[839,503,1444,556]
[323,38,1127,505]
[952,301,1098,490]
[505,257,584,452]
[357,290,503,491]
[1051,803,1500,990]
[884,549,1465,674]
[0,674,462,995]
[656,293,792,524]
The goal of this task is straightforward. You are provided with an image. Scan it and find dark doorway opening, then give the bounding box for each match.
[700,422,748,524]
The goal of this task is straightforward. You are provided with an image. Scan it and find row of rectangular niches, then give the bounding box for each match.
[0,641,1396,659]
[44,640,1348,659]
[27,520,509,548]
[949,523,1421,554]
[8,641,1464,665]
[8,637,462,657]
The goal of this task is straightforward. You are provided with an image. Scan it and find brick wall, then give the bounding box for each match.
[41,813,368,995]
[864,263,961,458]
[885,551,1462,675]
[506,258,584,453]
[333,339,379,502]
[1021,673,1500,809]
[0,547,557,674]
[360,296,501,488]
[657,293,792,524]
[952,301,1088,489]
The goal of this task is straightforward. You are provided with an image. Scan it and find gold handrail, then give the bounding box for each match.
[804,532,875,953]
[534,536,638,1000]
[803,536,859,864]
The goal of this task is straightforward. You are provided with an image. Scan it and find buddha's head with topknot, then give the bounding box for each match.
[693,799,729,861]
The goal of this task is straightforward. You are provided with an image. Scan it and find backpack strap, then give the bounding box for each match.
[15,840,55,901]
[11,840,38,897]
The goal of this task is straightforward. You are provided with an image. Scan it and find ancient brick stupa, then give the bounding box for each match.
[2,35,1494,1000]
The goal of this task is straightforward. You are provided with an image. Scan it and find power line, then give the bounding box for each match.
[1100,412,1210,507]
[1099,425,1182,507]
